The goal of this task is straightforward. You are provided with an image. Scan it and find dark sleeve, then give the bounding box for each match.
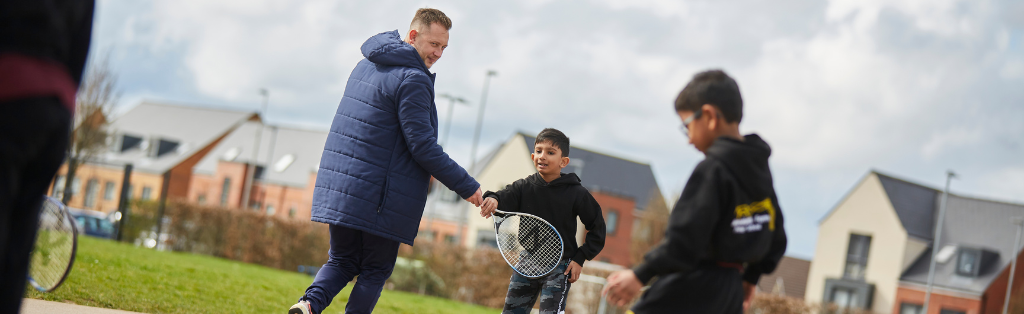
[67,0,95,86]
[395,75,480,199]
[632,161,721,284]
[483,178,526,212]
[572,190,605,266]
[742,196,788,284]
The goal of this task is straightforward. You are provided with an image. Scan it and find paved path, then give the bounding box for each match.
[21,298,145,314]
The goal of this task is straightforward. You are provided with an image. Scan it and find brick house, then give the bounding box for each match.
[805,171,1024,314]
[49,102,330,223]
[50,101,257,212]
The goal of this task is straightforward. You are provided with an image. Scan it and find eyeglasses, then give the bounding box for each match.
[679,110,703,138]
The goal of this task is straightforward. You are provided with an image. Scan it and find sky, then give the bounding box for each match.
[89,0,1024,259]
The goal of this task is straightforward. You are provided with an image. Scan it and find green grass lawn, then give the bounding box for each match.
[27,236,497,314]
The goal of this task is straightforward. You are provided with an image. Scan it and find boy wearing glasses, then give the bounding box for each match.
[602,69,788,314]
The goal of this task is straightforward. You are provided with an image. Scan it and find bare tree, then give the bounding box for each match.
[61,56,119,204]
[630,190,672,265]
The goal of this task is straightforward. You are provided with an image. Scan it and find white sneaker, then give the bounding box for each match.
[288,300,312,314]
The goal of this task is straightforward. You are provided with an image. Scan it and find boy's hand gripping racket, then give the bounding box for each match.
[492,209,564,278]
[28,196,78,292]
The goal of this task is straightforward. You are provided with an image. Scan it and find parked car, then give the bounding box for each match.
[67,208,116,239]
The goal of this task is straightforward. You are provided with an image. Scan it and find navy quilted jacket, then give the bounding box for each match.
[310,30,480,245]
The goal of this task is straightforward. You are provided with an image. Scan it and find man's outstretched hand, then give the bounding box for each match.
[602,270,643,308]
[465,188,483,207]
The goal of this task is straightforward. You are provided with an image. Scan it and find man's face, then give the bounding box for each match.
[408,22,449,68]
[532,140,568,177]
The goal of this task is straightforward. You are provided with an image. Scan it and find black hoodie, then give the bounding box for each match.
[633,134,787,285]
[484,172,606,266]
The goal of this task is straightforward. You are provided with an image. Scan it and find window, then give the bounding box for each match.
[104,181,115,200]
[418,230,435,241]
[900,303,923,314]
[266,205,275,216]
[141,186,152,200]
[844,234,871,280]
[53,175,66,198]
[71,177,81,195]
[939,309,966,314]
[477,229,497,249]
[289,207,296,218]
[831,287,858,310]
[606,210,619,235]
[220,178,231,206]
[84,179,99,207]
[197,194,207,204]
[440,189,460,203]
[274,154,295,172]
[956,248,981,277]
[445,235,456,244]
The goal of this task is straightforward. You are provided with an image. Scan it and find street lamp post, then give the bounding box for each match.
[241,88,269,211]
[923,170,957,313]
[424,93,468,238]
[456,70,497,246]
[438,93,468,147]
[1004,217,1023,314]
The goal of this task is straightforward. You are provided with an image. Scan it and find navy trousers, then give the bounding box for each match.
[0,97,71,313]
[301,224,401,314]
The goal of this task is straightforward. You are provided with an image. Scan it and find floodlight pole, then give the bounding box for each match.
[241,88,269,211]
[1003,217,1023,314]
[424,94,468,237]
[923,170,956,313]
[456,70,497,246]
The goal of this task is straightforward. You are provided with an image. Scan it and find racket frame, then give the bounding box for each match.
[492,209,564,278]
[28,196,79,292]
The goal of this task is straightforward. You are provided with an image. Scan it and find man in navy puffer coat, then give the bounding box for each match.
[290,8,483,314]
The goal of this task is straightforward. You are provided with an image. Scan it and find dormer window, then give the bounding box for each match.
[956,248,981,277]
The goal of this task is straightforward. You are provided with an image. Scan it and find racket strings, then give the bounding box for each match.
[496,215,562,277]
[29,199,75,291]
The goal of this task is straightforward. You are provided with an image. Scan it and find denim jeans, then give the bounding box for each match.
[301,224,401,314]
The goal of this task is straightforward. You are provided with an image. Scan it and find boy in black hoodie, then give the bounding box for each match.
[602,70,787,314]
[479,128,606,314]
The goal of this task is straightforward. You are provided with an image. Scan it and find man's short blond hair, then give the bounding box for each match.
[410,8,452,32]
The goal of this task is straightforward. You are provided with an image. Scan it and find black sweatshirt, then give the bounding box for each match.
[484,172,605,266]
[633,134,787,285]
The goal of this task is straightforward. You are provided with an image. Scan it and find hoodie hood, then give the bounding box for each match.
[360,30,431,75]
[706,134,773,192]
[527,172,583,187]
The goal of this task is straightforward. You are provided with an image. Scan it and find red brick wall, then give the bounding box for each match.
[591,191,636,267]
[50,163,164,212]
[894,285,981,314]
[982,248,1024,314]
[188,161,316,221]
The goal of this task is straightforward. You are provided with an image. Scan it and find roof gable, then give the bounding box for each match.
[875,172,940,240]
[897,187,1024,293]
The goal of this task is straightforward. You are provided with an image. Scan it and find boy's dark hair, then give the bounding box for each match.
[535,128,570,157]
[674,69,743,123]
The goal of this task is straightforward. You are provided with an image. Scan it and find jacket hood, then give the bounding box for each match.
[528,172,582,187]
[706,134,773,190]
[360,30,430,74]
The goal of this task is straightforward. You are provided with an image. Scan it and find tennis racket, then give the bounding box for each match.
[492,209,564,278]
[28,196,78,292]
